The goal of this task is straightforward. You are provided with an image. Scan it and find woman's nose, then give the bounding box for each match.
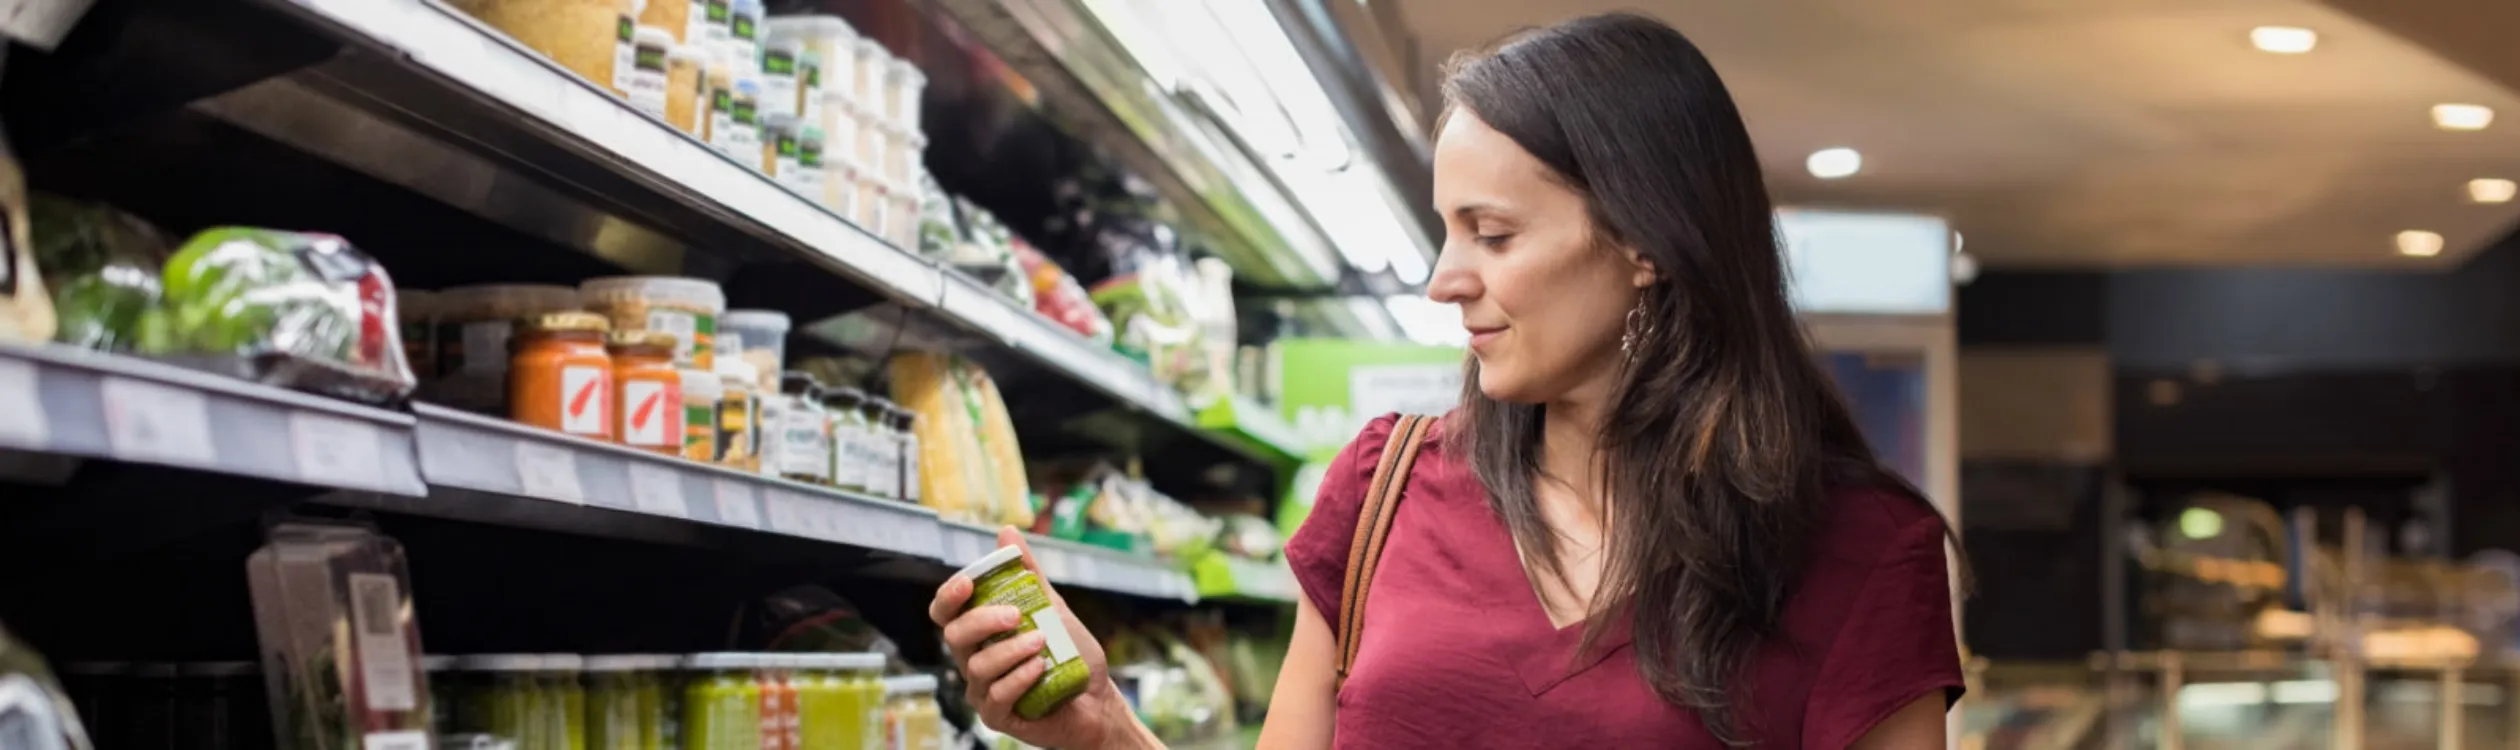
[1426,248,1479,304]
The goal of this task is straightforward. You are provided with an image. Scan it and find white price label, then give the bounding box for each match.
[290,412,388,490]
[763,490,807,536]
[1074,555,1103,588]
[0,358,46,447]
[627,462,687,517]
[513,442,585,504]
[99,377,214,467]
[361,730,430,750]
[713,480,761,528]
[1038,549,1071,581]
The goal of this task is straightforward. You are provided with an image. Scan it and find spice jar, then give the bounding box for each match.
[889,404,921,505]
[895,177,925,249]
[723,0,764,75]
[767,371,831,484]
[702,50,735,146]
[609,1,642,96]
[883,57,926,133]
[715,358,762,471]
[666,42,706,134]
[510,312,614,439]
[608,330,684,455]
[626,25,676,119]
[579,275,726,369]
[431,284,581,413]
[823,386,869,492]
[849,37,887,107]
[861,397,902,500]
[955,547,1092,719]
[693,0,728,49]
[679,367,721,462]
[758,24,803,121]
[789,126,827,200]
[797,50,824,124]
[760,112,797,178]
[728,77,764,164]
[453,0,638,95]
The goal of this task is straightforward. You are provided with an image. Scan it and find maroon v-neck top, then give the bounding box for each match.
[1285,415,1965,749]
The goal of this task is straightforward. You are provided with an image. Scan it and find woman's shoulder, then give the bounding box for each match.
[1282,412,1466,619]
[1801,482,1953,581]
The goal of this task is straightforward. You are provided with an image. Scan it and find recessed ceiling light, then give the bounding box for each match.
[2397,230,2445,257]
[1806,147,1861,179]
[2433,104,2494,131]
[2470,178,2517,204]
[2249,26,2317,54]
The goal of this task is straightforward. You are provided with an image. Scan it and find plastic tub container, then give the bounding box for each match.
[718,310,790,382]
[883,129,924,186]
[883,57,926,133]
[773,16,857,110]
[888,177,922,250]
[430,283,580,413]
[666,42,707,133]
[579,276,726,370]
[856,174,888,240]
[882,674,942,750]
[825,155,862,220]
[680,367,722,462]
[792,126,829,200]
[852,102,884,168]
[954,546,1092,719]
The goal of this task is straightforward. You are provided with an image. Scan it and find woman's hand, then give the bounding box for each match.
[930,527,1155,749]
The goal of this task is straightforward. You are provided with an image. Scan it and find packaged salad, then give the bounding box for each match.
[245,521,432,750]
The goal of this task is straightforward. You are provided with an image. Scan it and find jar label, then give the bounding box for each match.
[1033,608,1082,664]
[829,422,863,488]
[612,14,636,94]
[867,431,900,498]
[718,392,758,468]
[347,572,419,711]
[777,404,831,479]
[701,0,729,44]
[622,378,681,446]
[561,364,610,436]
[763,47,798,120]
[684,401,719,460]
[629,40,671,119]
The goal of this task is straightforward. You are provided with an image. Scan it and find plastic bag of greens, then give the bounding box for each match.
[30,194,170,351]
[139,228,416,403]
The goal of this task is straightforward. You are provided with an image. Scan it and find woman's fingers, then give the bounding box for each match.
[964,630,1048,686]
[942,604,1025,656]
[987,656,1052,708]
[928,576,974,627]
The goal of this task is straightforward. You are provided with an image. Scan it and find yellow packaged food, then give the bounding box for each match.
[890,353,1001,523]
[962,362,1034,529]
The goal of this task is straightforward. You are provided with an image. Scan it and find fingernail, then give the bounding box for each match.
[1021,631,1047,650]
[1001,608,1024,628]
[1037,656,1054,672]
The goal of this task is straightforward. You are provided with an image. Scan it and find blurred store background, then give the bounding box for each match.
[3,0,2518,748]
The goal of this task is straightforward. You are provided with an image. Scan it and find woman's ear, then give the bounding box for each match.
[1623,246,1658,288]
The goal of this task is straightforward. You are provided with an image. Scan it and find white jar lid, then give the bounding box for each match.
[953,544,1026,582]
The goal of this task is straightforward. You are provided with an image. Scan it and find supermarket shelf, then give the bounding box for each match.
[0,342,426,496]
[936,521,1200,604]
[411,404,944,560]
[1189,551,1299,605]
[199,0,1272,466]
[1194,395,1306,467]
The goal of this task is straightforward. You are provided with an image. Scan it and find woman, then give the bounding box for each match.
[928,12,1963,749]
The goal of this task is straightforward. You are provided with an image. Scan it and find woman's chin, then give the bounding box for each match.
[1474,369,1544,404]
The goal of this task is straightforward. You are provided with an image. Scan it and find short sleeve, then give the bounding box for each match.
[1803,512,1966,750]
[1283,413,1404,625]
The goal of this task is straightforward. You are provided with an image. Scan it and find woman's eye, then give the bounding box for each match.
[1474,233,1513,248]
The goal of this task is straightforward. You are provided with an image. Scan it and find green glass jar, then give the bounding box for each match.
[456,655,541,745]
[583,656,647,750]
[823,387,870,493]
[954,546,1091,719]
[682,654,762,750]
[541,654,587,750]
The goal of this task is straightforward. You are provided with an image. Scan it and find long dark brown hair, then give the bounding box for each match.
[1442,13,1949,744]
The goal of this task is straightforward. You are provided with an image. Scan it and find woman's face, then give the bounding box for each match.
[1429,110,1652,405]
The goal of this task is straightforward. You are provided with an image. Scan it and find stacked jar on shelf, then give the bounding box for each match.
[396,277,920,502]
[422,652,897,750]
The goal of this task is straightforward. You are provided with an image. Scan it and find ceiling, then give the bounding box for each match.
[1383,0,2520,268]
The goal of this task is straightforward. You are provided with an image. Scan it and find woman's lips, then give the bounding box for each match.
[1467,326,1506,350]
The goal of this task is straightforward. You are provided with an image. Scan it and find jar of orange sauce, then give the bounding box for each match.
[608,330,685,454]
[511,312,614,439]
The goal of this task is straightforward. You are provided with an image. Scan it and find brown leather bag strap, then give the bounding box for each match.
[1335,414,1436,691]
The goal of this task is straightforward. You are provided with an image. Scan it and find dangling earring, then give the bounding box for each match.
[1620,302,1648,354]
